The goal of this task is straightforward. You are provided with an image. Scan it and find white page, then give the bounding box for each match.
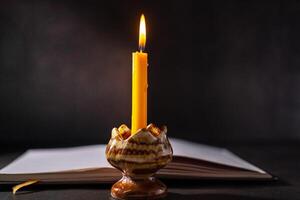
[0,145,110,174]
[170,138,265,173]
[0,138,265,174]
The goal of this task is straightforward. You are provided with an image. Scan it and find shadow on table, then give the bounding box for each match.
[164,193,274,200]
[0,178,288,192]
[1,178,287,200]
[164,178,288,188]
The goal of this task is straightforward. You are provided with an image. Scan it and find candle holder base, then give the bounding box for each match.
[111,175,167,200]
[106,124,173,200]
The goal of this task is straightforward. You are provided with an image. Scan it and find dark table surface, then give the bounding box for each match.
[0,142,299,200]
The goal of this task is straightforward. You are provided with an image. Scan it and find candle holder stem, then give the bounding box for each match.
[111,174,167,200]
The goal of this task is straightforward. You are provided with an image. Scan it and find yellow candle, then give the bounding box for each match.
[131,14,148,134]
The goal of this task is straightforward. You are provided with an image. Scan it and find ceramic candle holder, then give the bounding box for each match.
[106,124,173,199]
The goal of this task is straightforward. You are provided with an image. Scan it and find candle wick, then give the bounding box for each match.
[139,46,144,53]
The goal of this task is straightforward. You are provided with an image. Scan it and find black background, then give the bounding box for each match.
[0,0,299,148]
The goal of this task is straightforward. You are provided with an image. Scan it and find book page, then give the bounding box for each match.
[170,138,265,173]
[0,138,265,174]
[0,145,110,174]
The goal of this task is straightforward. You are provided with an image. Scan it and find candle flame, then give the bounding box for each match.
[139,14,146,52]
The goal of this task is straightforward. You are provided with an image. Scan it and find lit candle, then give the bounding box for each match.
[131,14,148,134]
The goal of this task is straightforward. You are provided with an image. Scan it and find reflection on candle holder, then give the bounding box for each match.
[106,124,173,199]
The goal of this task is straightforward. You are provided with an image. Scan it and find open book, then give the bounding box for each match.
[0,138,273,184]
